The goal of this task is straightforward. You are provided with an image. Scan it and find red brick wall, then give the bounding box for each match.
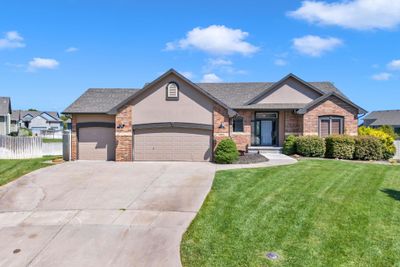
[71,115,77,160]
[230,110,251,151]
[284,111,303,137]
[213,105,230,151]
[115,104,133,161]
[303,96,358,136]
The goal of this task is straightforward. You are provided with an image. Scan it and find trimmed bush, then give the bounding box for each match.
[283,135,297,155]
[325,135,355,159]
[214,138,239,164]
[296,136,325,157]
[358,126,396,160]
[354,136,383,160]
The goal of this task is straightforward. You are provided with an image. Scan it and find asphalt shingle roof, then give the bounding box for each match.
[364,110,400,126]
[0,97,11,116]
[63,81,348,114]
[63,88,140,114]
[11,110,61,122]
[196,82,344,108]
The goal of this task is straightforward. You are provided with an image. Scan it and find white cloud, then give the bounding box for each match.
[388,59,400,70]
[208,58,232,66]
[165,25,259,56]
[274,59,288,66]
[65,47,78,53]
[292,35,343,57]
[28,58,59,71]
[0,31,25,49]
[201,73,223,83]
[180,71,194,79]
[289,0,400,30]
[371,72,392,81]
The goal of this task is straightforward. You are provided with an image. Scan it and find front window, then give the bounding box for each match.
[319,116,344,137]
[233,117,244,132]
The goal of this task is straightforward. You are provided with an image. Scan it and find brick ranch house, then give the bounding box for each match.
[63,69,367,162]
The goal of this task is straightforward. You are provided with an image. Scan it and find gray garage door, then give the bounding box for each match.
[78,127,115,161]
[134,128,212,161]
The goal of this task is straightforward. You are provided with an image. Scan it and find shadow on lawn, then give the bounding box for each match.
[381,189,400,201]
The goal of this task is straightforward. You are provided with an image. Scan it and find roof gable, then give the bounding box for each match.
[109,69,237,117]
[245,73,325,105]
[296,92,367,115]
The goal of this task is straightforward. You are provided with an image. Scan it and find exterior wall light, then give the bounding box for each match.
[117,124,125,129]
[219,123,225,129]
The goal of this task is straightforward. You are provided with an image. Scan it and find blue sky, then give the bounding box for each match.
[1,0,399,113]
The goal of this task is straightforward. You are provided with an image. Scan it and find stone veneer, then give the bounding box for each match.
[303,95,358,136]
[115,104,133,161]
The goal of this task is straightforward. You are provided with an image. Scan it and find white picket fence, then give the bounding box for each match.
[0,136,62,159]
[394,140,400,159]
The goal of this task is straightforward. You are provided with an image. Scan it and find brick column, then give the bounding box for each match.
[71,115,78,160]
[115,104,133,161]
[213,105,230,151]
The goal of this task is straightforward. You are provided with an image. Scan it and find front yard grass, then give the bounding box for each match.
[0,156,57,186]
[42,138,62,143]
[181,160,400,267]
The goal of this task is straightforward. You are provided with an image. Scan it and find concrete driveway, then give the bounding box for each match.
[0,161,216,267]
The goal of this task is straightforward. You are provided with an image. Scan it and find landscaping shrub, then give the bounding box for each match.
[214,138,239,164]
[296,136,325,157]
[325,135,355,159]
[358,126,396,160]
[283,135,297,155]
[354,136,383,160]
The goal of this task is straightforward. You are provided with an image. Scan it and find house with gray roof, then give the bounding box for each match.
[363,110,400,134]
[64,69,367,161]
[0,97,12,135]
[11,110,63,136]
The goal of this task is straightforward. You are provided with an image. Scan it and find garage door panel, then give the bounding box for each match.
[78,127,115,161]
[134,128,211,162]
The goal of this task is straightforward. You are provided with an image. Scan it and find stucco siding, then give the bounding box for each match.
[257,77,321,104]
[131,74,214,125]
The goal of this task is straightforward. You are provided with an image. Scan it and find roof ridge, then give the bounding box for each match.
[370,109,400,112]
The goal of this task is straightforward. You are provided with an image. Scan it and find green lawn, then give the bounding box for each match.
[181,160,400,267]
[42,138,63,143]
[0,157,57,186]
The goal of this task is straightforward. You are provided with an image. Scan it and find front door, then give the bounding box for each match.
[252,112,278,146]
[260,120,273,145]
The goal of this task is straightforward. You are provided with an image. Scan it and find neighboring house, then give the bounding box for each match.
[0,97,12,135]
[363,110,400,134]
[63,69,367,162]
[11,110,63,135]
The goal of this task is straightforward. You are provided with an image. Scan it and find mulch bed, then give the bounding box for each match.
[234,153,268,164]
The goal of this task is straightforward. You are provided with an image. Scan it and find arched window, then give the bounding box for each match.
[319,116,344,137]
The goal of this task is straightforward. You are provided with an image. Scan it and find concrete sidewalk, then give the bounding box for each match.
[216,153,297,171]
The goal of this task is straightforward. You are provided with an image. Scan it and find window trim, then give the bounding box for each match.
[318,116,344,137]
[166,81,179,101]
[232,117,244,132]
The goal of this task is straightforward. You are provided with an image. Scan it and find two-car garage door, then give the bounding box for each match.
[133,128,212,161]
